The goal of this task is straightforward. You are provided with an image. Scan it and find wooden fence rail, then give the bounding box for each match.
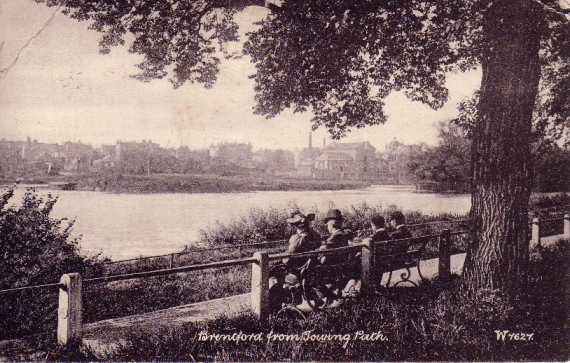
[531,214,570,246]
[2,215,567,346]
[104,219,473,266]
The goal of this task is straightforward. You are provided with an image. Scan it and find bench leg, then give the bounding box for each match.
[416,259,425,282]
[392,267,419,288]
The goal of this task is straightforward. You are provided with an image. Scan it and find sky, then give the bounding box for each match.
[0,0,481,152]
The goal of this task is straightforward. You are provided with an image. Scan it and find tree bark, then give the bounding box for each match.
[463,0,544,296]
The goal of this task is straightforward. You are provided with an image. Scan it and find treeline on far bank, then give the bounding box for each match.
[5,170,370,194]
[66,171,371,193]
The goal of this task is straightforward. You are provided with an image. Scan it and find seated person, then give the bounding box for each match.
[277,212,320,294]
[344,215,390,297]
[319,209,350,265]
[385,211,412,257]
[283,211,320,269]
[302,209,350,305]
[362,215,390,243]
[388,211,412,240]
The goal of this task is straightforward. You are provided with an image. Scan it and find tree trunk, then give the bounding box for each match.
[462,0,544,296]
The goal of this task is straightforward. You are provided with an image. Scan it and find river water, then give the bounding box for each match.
[9,185,470,260]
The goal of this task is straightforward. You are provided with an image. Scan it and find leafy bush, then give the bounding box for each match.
[0,188,104,339]
[529,192,570,214]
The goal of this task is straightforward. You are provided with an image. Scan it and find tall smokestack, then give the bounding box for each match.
[323,138,326,149]
[309,132,312,149]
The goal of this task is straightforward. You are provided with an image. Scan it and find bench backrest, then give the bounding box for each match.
[374,236,430,264]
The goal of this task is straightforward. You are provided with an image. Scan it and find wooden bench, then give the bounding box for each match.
[373,236,430,287]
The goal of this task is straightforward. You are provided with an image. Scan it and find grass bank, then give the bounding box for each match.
[78,193,567,327]
[11,239,569,362]
[1,193,566,342]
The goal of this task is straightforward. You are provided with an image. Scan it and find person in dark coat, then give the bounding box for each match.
[343,215,391,297]
[388,211,412,240]
[368,215,391,242]
[283,212,320,268]
[386,211,412,257]
[319,209,350,264]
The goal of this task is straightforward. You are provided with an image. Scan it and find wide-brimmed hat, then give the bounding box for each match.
[324,209,343,223]
[287,212,306,225]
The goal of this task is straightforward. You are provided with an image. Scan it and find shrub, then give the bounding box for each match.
[529,192,570,213]
[0,188,104,339]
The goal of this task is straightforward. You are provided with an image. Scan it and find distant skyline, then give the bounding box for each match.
[0,0,480,152]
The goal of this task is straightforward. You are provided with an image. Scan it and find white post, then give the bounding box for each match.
[57,273,82,345]
[531,217,541,246]
[251,251,269,321]
[564,214,570,238]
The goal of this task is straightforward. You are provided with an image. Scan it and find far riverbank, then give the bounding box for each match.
[4,172,372,194]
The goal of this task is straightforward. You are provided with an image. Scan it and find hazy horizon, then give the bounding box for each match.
[0,1,481,152]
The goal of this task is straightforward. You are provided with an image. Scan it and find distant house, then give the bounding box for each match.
[0,139,25,178]
[298,140,377,180]
[92,155,117,170]
[209,142,253,168]
[253,149,294,172]
[376,139,422,184]
[296,159,315,178]
[314,152,354,179]
[62,141,94,171]
[21,138,61,161]
[176,146,209,162]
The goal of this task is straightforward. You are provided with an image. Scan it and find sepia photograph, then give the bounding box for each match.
[0,0,569,361]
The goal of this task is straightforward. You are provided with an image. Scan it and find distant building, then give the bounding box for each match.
[253,149,294,172]
[177,146,209,162]
[376,139,422,184]
[0,139,25,178]
[313,141,377,179]
[209,142,253,168]
[21,138,61,161]
[63,141,94,171]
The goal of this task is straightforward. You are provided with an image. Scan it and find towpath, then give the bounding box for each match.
[0,235,563,359]
[82,234,563,349]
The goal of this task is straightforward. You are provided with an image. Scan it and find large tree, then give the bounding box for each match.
[35,0,570,295]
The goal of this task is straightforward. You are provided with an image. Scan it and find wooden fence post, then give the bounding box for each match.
[169,253,175,269]
[532,217,541,245]
[564,214,569,238]
[361,240,377,293]
[251,251,269,322]
[438,229,451,279]
[57,273,82,345]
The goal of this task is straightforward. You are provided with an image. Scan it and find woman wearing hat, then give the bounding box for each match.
[283,211,320,268]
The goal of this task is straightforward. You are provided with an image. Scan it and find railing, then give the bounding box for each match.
[103,239,288,268]
[1,214,568,347]
[103,218,472,267]
[530,214,570,245]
